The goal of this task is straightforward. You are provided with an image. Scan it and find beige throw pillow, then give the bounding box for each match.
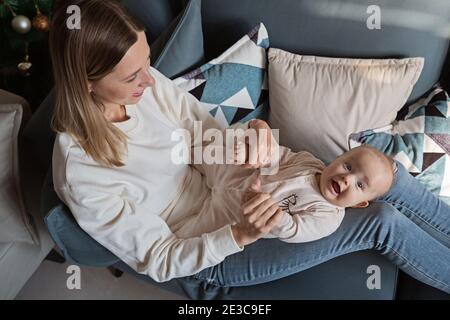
[268,48,424,164]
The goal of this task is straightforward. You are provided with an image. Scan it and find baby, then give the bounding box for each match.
[177,139,396,243]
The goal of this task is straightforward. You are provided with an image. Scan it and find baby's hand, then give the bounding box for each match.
[229,136,270,168]
[234,139,248,165]
[225,136,247,165]
[230,119,278,168]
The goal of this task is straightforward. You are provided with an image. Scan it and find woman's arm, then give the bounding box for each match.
[57,183,243,283]
[233,177,285,246]
[57,177,284,281]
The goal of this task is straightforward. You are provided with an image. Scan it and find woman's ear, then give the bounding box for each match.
[88,82,93,93]
[351,200,369,208]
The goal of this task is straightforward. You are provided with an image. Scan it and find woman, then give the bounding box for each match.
[49,0,450,294]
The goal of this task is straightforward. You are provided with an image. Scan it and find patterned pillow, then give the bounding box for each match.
[173,23,269,128]
[349,86,450,204]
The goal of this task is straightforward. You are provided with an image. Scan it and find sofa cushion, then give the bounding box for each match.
[174,23,269,128]
[268,48,424,164]
[152,0,204,79]
[44,203,120,267]
[349,86,450,205]
[201,0,450,103]
[0,207,54,299]
[117,245,398,299]
[0,103,37,244]
[0,243,13,265]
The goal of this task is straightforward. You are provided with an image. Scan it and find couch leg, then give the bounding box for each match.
[108,266,124,278]
[45,248,66,264]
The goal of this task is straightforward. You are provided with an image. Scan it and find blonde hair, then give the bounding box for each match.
[49,0,146,167]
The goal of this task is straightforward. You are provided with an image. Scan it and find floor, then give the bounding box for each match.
[15,260,185,300]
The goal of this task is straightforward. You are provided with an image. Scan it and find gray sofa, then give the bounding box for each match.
[24,0,450,299]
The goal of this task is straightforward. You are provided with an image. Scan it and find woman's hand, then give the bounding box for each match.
[233,119,279,169]
[231,177,284,248]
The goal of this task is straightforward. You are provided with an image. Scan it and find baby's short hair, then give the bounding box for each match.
[352,144,396,198]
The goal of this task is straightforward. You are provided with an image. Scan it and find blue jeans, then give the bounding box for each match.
[191,162,450,293]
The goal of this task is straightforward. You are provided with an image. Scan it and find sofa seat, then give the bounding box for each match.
[0,213,53,299]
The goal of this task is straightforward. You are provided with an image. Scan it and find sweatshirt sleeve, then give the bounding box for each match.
[269,207,345,243]
[56,181,243,282]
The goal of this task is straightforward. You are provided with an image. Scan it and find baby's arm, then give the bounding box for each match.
[191,120,257,187]
[277,147,325,169]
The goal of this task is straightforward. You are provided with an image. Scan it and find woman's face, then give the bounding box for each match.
[89,31,155,106]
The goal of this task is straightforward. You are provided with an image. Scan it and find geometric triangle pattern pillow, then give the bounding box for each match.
[349,86,450,205]
[174,23,269,128]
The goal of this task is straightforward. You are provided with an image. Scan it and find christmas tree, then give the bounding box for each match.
[0,0,54,111]
[1,0,53,69]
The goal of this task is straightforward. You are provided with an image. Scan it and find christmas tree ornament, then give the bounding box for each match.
[32,12,50,32]
[11,14,32,34]
[32,0,50,32]
[4,0,32,34]
[17,42,32,76]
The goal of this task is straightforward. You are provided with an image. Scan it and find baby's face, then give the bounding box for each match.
[318,148,393,208]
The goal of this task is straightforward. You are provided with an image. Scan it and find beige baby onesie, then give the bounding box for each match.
[175,145,345,243]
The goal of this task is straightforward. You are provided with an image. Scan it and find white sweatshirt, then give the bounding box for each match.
[52,67,247,282]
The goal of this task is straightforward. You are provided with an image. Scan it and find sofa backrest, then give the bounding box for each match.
[201,0,450,103]
[120,0,183,41]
